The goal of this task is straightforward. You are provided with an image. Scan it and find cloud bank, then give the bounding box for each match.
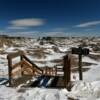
[7,18,45,29]
[75,20,100,28]
[7,26,28,30]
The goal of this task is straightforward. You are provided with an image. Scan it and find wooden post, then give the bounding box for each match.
[51,68,53,75]
[20,55,23,76]
[63,55,71,88]
[55,66,57,76]
[7,57,12,86]
[72,47,89,80]
[52,67,54,75]
[79,54,82,80]
[46,66,47,75]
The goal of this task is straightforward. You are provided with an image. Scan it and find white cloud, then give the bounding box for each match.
[9,18,45,27]
[75,20,100,28]
[7,26,28,30]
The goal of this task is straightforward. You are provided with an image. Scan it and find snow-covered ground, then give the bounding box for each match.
[1,37,100,100]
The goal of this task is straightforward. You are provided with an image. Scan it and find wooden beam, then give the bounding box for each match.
[8,58,12,86]
[22,55,43,72]
[79,54,82,80]
[22,60,33,69]
[63,55,71,89]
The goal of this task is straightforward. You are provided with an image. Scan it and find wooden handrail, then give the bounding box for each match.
[7,51,71,88]
[22,55,43,73]
[7,51,44,86]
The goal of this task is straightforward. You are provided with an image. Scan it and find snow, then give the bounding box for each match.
[26,52,65,67]
[0,65,8,78]
[46,48,55,54]
[27,53,65,62]
[0,85,20,100]
[4,47,17,53]
[1,38,100,100]
[71,64,100,82]
[0,86,68,100]
[58,46,70,52]
[1,80,100,100]
[12,56,20,65]
[82,56,98,64]
[83,64,100,82]
[90,52,100,56]
[67,81,100,100]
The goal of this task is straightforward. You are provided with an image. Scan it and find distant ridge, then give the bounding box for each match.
[0,35,31,39]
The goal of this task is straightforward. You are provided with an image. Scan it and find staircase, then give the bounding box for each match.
[7,51,71,88]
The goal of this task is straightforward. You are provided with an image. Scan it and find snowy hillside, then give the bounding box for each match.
[1,37,100,100]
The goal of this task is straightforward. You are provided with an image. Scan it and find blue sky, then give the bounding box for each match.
[0,0,100,37]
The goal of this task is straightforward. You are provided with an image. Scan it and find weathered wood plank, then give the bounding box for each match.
[22,55,43,72]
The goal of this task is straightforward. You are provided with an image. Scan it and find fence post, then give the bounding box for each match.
[55,66,57,76]
[63,55,71,89]
[7,57,12,86]
[79,54,82,80]
[46,66,47,75]
[20,55,24,76]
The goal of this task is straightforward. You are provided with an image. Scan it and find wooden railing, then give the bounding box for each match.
[63,55,71,89]
[22,55,43,72]
[7,51,43,86]
[42,66,57,76]
[7,51,71,88]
